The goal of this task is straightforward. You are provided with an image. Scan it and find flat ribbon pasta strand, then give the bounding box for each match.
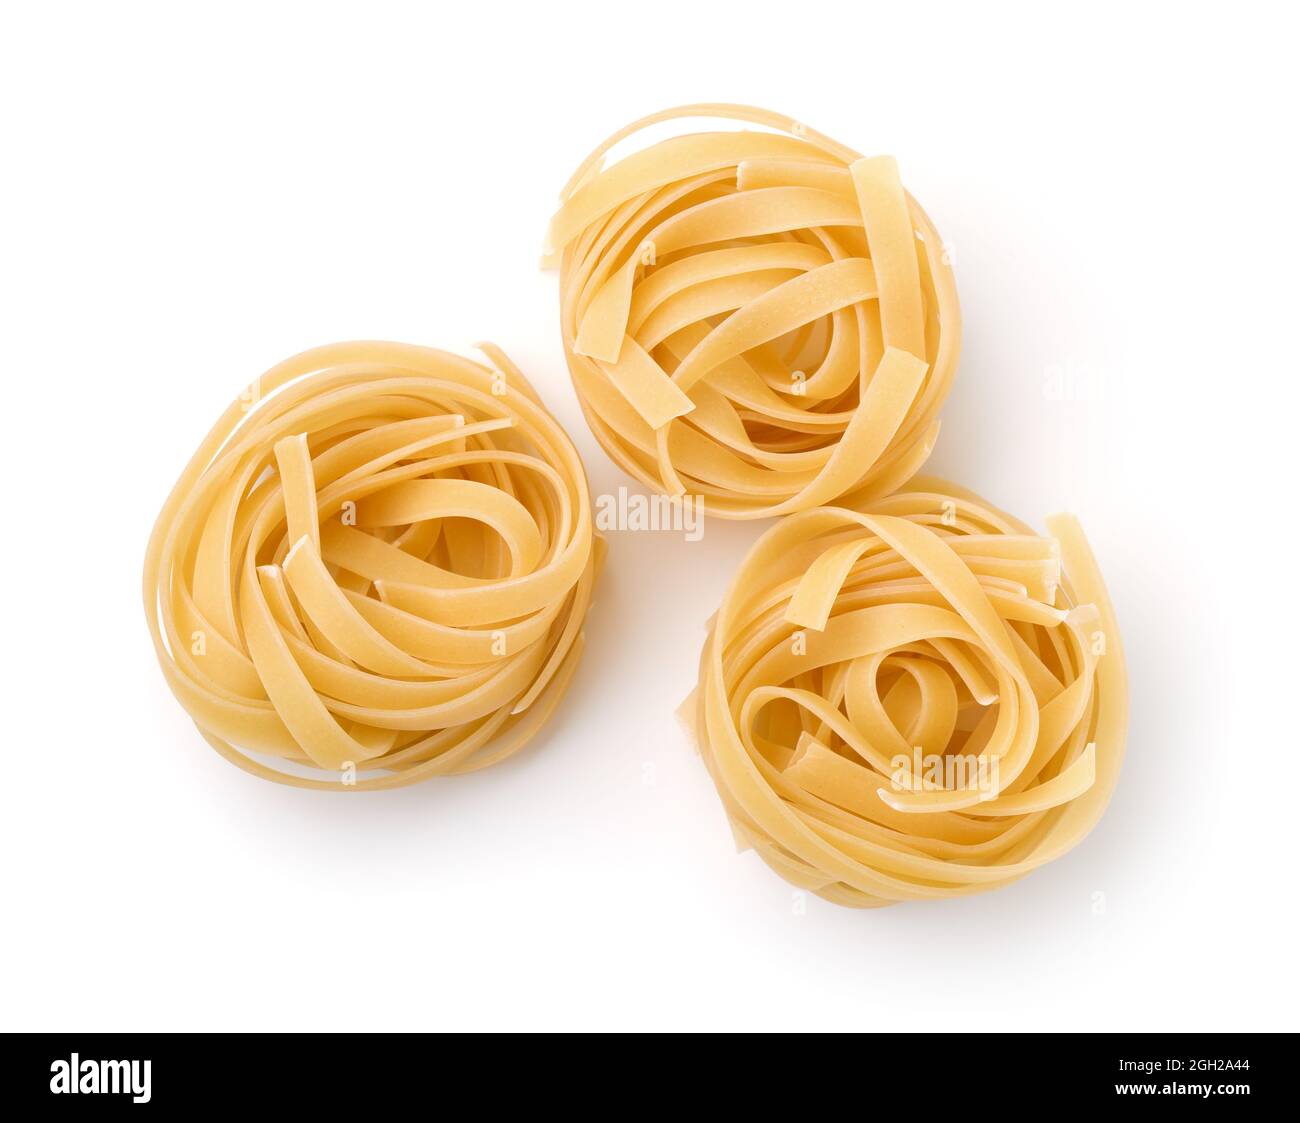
[546,103,960,519]
[143,342,602,790]
[682,477,1127,906]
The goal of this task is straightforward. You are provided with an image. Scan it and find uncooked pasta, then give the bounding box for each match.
[143,341,601,790]
[682,478,1126,906]
[546,103,959,519]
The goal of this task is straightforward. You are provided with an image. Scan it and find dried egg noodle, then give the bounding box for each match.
[546,103,960,519]
[683,478,1127,905]
[143,342,601,790]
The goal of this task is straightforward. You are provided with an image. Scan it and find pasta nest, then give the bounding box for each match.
[143,342,601,789]
[684,479,1127,906]
[547,103,960,519]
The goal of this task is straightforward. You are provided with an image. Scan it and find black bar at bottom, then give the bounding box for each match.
[2,1031,1283,1108]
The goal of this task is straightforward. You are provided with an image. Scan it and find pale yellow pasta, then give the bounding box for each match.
[683,478,1127,906]
[546,103,960,519]
[143,341,602,790]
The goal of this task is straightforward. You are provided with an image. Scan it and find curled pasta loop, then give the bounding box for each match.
[143,341,602,790]
[684,477,1127,906]
[546,103,960,519]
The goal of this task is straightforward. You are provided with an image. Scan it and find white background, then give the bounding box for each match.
[2,1,1296,1032]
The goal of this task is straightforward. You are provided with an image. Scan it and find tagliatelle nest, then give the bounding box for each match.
[547,103,960,519]
[683,478,1127,906]
[143,341,601,789]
